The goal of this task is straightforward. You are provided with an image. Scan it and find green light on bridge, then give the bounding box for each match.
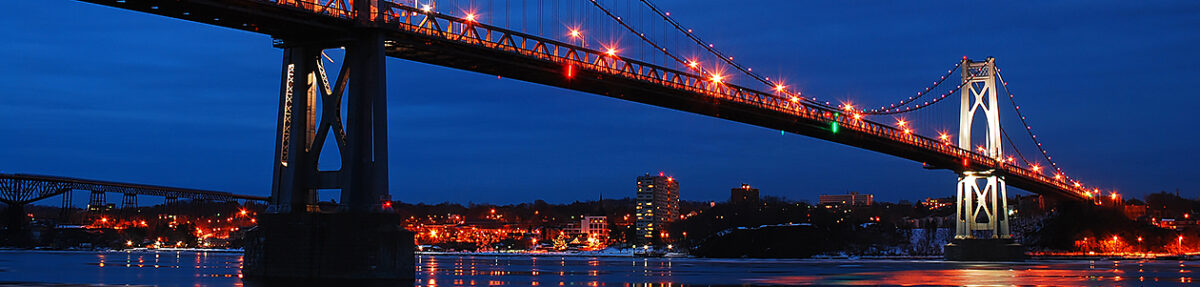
[831,112,840,134]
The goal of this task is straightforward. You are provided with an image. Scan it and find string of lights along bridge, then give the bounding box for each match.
[85,0,1111,209]
[67,0,1116,266]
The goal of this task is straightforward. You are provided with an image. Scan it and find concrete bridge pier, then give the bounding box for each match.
[243,6,415,282]
[1,203,32,246]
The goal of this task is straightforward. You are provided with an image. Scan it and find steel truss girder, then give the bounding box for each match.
[0,173,266,204]
[269,31,389,214]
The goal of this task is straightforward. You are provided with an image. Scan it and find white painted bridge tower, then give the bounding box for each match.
[954,57,1012,240]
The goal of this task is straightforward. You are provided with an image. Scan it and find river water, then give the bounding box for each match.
[0,250,1195,286]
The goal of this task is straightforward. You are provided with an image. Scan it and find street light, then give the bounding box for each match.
[568,28,585,48]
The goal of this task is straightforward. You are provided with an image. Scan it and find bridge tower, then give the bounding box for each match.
[245,1,414,283]
[945,57,1023,261]
[86,190,106,214]
[59,189,74,223]
[121,193,137,209]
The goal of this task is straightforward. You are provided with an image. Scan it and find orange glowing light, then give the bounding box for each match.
[896,119,907,127]
[1031,165,1041,172]
[569,29,581,38]
[421,4,433,13]
[852,113,862,120]
[464,13,476,22]
[938,133,950,141]
[842,104,854,111]
[239,209,248,216]
[774,84,786,92]
[687,61,699,69]
[710,73,724,83]
[605,47,617,57]
[789,96,799,102]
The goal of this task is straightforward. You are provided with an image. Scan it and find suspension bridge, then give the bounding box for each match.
[34,0,1114,280]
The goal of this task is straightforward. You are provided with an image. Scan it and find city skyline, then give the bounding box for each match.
[2,1,1198,205]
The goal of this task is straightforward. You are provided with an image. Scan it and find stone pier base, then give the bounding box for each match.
[945,238,1026,261]
[243,213,415,286]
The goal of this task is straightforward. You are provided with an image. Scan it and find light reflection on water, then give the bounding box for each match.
[0,251,1196,286]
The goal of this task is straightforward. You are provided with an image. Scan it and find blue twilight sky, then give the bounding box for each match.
[2,1,1198,205]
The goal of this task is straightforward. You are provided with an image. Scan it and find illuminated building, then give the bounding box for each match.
[636,173,678,246]
[819,192,874,206]
[921,197,953,209]
[579,215,608,241]
[564,215,609,249]
[730,183,759,204]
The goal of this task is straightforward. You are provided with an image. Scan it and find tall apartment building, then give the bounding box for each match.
[635,173,679,246]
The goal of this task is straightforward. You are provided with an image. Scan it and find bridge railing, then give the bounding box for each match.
[257,0,1092,200]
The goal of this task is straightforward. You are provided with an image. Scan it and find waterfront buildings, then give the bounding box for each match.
[565,215,609,248]
[730,184,759,204]
[818,192,874,206]
[635,173,678,246]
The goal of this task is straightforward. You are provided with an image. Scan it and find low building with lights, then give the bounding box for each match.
[730,184,759,204]
[819,192,874,206]
[920,197,954,209]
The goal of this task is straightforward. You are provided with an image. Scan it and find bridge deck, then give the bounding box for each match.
[70,0,1092,202]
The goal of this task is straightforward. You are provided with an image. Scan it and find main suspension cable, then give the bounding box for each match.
[862,64,962,114]
[629,0,839,108]
[996,69,1066,179]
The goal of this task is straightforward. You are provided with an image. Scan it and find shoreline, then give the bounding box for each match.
[4,248,1196,261]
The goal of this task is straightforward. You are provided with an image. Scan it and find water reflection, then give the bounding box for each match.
[415,256,1196,286]
[1,251,1196,286]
